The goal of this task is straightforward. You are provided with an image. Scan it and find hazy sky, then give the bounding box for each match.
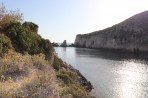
[0,0,148,43]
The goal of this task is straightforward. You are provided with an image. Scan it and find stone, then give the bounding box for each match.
[52,42,59,47]
[61,40,67,47]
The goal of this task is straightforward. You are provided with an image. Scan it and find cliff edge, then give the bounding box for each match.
[75,11,148,52]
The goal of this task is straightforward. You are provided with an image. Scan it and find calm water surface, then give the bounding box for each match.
[54,47,148,98]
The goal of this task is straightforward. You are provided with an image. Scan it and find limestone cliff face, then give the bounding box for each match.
[75,11,148,52]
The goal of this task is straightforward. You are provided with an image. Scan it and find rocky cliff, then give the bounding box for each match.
[61,40,67,47]
[75,11,148,52]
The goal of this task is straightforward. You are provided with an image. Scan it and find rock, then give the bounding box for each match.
[61,40,67,47]
[74,11,148,52]
[52,42,59,47]
[67,64,93,92]
[68,43,75,47]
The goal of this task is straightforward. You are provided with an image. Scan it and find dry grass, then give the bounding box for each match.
[0,50,92,98]
[0,50,59,98]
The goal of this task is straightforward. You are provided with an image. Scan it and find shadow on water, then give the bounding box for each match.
[74,48,148,61]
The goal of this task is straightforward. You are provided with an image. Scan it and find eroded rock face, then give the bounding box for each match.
[61,40,67,47]
[74,11,148,52]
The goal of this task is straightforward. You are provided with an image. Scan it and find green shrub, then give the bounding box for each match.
[53,63,61,71]
[53,56,62,71]
[22,22,38,32]
[62,71,76,80]
[53,56,67,71]
[57,73,73,84]
[6,22,40,52]
[0,34,13,53]
[6,21,53,58]
[39,39,53,55]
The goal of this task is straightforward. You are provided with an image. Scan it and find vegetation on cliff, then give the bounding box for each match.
[0,4,93,98]
[6,21,52,56]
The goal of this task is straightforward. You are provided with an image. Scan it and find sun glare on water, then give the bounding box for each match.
[115,60,148,98]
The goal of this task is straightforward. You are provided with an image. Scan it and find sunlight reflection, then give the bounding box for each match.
[115,60,148,98]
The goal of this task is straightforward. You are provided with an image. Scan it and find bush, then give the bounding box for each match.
[57,73,73,84]
[40,39,53,55]
[6,21,53,58]
[53,56,67,71]
[61,71,76,80]
[22,22,38,32]
[53,57,62,70]
[6,21,40,52]
[0,34,13,53]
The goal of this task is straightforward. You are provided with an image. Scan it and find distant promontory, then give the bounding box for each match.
[74,11,148,52]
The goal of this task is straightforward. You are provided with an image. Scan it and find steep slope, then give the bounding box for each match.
[0,21,93,98]
[0,5,93,98]
[75,11,148,52]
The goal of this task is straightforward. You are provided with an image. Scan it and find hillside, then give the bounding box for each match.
[0,5,93,98]
[75,11,148,52]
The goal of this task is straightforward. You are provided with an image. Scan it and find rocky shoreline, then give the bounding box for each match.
[67,64,93,92]
[53,54,94,97]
